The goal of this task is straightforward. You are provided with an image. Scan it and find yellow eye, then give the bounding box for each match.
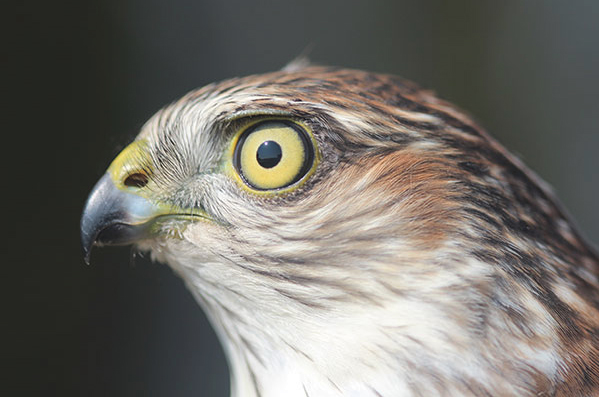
[233,121,316,191]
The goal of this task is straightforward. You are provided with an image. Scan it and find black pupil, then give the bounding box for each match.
[256,140,282,168]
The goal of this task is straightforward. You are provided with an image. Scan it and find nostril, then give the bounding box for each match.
[123,172,149,188]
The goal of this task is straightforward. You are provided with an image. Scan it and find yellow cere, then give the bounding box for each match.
[240,123,305,189]
[106,138,209,222]
[107,139,153,192]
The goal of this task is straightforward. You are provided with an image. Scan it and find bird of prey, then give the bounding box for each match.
[81,66,599,396]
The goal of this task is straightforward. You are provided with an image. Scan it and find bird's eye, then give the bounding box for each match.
[233,120,316,191]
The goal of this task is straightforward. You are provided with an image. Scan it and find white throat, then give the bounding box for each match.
[151,238,559,397]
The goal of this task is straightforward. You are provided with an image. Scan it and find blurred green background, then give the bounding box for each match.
[6,0,598,395]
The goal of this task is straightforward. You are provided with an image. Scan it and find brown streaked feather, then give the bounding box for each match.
[134,66,599,396]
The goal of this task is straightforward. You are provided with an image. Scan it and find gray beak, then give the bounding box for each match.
[80,174,160,264]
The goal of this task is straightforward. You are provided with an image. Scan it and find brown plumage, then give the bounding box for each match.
[82,66,599,396]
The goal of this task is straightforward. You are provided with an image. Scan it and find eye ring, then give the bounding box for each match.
[232,120,316,192]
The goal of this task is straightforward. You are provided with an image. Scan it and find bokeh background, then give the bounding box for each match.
[7,0,598,395]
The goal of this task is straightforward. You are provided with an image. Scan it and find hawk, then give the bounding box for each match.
[81,66,599,396]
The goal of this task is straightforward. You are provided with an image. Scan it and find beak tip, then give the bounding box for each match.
[82,243,93,265]
[80,222,95,265]
[80,174,110,265]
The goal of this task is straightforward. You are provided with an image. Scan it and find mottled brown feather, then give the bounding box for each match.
[126,66,599,396]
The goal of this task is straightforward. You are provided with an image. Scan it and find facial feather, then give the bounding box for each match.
[112,66,599,396]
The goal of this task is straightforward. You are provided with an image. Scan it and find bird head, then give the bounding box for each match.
[81,67,599,396]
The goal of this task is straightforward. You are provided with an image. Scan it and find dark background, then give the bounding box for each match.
[6,1,598,395]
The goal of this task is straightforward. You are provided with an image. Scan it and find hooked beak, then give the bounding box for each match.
[80,173,170,264]
[81,140,208,264]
